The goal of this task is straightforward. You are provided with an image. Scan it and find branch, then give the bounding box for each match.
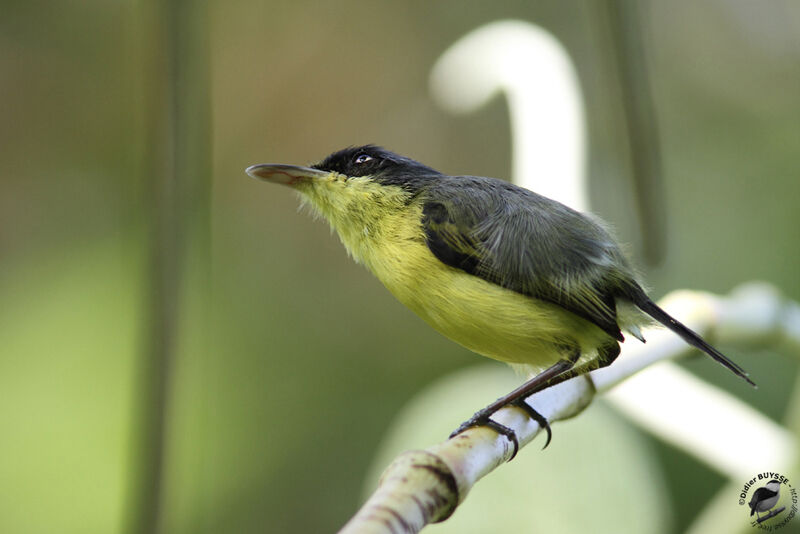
[600,283,799,479]
[338,282,800,534]
[755,506,786,524]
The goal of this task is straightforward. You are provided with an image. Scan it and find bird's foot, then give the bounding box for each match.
[448,401,553,461]
[510,398,552,449]
[449,408,520,460]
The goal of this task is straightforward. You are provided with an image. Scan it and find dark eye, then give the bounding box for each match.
[354,154,373,164]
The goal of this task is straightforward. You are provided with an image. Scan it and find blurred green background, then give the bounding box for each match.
[1,1,798,533]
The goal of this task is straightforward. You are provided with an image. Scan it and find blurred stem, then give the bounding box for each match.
[126,1,211,534]
[604,0,667,265]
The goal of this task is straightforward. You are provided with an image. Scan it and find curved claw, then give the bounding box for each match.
[512,399,553,449]
[484,420,520,460]
[449,398,554,461]
[449,411,521,461]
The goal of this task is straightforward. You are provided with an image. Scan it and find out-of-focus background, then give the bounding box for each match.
[1,1,798,533]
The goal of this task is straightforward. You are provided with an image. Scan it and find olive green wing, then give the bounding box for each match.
[421,177,629,341]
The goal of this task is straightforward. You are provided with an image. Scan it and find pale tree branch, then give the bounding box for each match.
[338,282,800,534]
[600,283,798,478]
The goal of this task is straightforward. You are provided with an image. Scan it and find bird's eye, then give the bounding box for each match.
[354,154,373,164]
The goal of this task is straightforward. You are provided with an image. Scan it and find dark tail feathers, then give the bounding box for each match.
[626,285,756,387]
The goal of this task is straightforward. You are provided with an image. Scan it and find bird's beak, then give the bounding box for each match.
[245,163,328,187]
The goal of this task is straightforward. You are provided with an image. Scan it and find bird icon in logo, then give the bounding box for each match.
[749,479,782,521]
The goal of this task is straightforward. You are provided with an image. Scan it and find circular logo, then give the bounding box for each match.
[738,472,797,530]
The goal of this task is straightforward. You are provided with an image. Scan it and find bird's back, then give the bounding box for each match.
[421,175,643,340]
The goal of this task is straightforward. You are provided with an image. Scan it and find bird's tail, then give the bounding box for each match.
[625,284,756,387]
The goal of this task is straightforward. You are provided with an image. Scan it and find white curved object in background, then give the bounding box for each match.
[430,20,589,211]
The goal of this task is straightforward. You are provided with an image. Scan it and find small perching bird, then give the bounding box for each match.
[749,480,782,519]
[247,145,755,457]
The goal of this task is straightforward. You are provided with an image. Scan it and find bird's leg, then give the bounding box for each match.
[449,342,621,461]
[503,342,622,455]
[449,348,581,459]
[543,340,621,385]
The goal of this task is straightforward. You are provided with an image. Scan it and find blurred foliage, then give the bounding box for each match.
[0,237,140,533]
[1,1,798,533]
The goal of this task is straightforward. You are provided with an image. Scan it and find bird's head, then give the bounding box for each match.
[247,144,439,188]
[247,145,441,253]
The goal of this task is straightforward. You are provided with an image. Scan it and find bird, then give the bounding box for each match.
[749,480,782,519]
[246,145,755,458]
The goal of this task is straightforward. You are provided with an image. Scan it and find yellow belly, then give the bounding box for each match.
[351,222,608,372]
[393,252,605,368]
